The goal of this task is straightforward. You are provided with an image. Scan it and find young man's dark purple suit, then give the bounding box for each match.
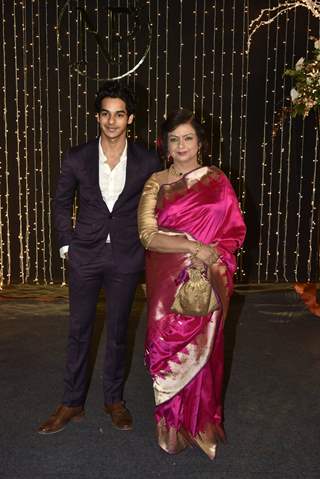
[53,138,160,407]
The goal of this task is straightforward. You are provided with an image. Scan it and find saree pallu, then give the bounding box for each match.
[141,167,246,459]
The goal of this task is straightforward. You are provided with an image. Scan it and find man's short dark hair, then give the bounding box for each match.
[94,81,136,116]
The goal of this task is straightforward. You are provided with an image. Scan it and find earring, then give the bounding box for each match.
[197,149,202,165]
[166,154,173,167]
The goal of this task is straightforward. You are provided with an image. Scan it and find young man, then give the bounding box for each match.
[38,81,160,434]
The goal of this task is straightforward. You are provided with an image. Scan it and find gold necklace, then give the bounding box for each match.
[169,164,183,177]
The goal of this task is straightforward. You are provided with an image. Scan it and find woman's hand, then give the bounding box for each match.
[190,256,205,270]
[189,241,219,267]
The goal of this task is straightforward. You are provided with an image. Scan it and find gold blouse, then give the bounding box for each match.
[138,173,161,249]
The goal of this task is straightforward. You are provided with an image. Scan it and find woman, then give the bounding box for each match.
[138,109,246,459]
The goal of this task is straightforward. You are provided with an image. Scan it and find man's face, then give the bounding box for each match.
[96,97,134,142]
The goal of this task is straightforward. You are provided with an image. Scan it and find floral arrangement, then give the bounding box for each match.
[284,37,320,118]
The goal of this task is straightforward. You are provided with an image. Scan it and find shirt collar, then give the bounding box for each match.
[99,138,128,165]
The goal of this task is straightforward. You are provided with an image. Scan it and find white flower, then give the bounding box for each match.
[290,88,300,102]
[295,57,304,70]
[314,39,320,50]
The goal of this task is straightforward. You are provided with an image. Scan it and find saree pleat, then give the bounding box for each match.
[140,167,246,459]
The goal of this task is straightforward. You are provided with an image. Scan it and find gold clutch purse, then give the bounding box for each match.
[171,267,218,317]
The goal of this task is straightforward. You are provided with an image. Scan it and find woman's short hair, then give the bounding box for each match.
[160,109,208,160]
[94,81,136,116]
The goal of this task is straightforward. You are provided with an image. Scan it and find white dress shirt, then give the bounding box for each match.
[98,138,127,213]
[59,139,128,258]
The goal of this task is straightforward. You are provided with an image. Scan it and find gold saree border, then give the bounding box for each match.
[153,310,219,405]
[157,418,225,460]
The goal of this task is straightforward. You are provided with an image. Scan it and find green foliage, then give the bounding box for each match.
[284,40,320,118]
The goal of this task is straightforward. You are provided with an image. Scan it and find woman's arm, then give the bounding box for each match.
[138,174,217,264]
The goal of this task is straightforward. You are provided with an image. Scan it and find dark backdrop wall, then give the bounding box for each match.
[0,0,319,286]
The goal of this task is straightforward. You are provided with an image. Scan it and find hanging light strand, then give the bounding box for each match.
[179,0,183,109]
[192,0,198,114]
[257,0,272,283]
[307,20,320,280]
[67,4,73,147]
[84,0,88,143]
[3,0,10,285]
[209,2,217,161]
[31,0,40,283]
[146,0,151,148]
[218,0,225,166]
[282,7,298,281]
[265,3,281,281]
[237,0,250,281]
[274,7,290,281]
[307,120,319,279]
[153,0,159,138]
[0,0,11,287]
[45,0,53,284]
[21,1,30,282]
[294,11,312,281]
[56,0,66,285]
[227,0,236,179]
[13,0,25,282]
[164,0,169,119]
[200,1,207,123]
[75,2,80,146]
[36,0,47,283]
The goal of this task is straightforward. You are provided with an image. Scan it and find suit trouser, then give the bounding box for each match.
[62,244,140,406]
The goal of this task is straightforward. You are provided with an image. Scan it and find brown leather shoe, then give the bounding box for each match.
[37,405,85,435]
[104,401,133,431]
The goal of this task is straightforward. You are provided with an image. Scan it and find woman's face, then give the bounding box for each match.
[167,123,200,164]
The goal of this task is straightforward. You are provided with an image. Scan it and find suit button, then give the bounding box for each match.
[109,213,113,219]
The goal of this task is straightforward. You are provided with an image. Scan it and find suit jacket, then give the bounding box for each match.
[53,138,161,273]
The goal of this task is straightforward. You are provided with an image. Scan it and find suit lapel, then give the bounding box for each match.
[86,138,99,184]
[85,138,110,212]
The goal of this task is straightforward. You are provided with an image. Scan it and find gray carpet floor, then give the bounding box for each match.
[1,285,319,479]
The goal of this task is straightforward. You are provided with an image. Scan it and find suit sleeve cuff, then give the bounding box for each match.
[59,245,69,259]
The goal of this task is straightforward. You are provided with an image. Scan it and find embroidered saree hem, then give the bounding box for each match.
[157,418,225,460]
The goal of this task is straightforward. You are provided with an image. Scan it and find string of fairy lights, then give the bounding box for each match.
[294,13,310,281]
[146,0,151,148]
[192,1,197,114]
[265,3,281,280]
[209,2,217,163]
[283,7,297,281]
[257,1,271,282]
[218,0,225,168]
[45,0,53,282]
[22,2,30,282]
[237,1,250,277]
[307,11,320,279]
[178,0,183,110]
[200,1,207,123]
[1,0,11,288]
[0,0,320,286]
[164,0,169,119]
[273,8,289,282]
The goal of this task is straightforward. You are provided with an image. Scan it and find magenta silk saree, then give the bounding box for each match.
[141,166,246,459]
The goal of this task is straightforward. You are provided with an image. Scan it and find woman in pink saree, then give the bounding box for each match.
[138,110,246,459]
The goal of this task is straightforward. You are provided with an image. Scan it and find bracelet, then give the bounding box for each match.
[190,240,203,259]
[207,250,219,265]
